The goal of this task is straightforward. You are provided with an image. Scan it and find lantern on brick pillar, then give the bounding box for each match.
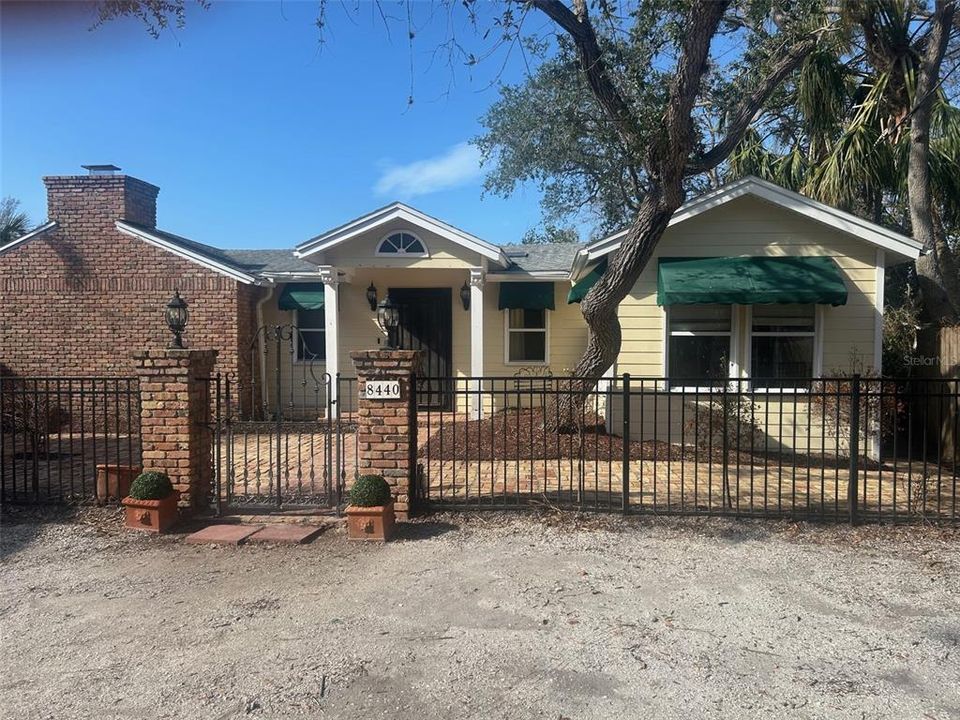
[164,290,189,349]
[376,295,400,350]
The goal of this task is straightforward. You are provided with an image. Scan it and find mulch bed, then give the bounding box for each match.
[417,408,873,469]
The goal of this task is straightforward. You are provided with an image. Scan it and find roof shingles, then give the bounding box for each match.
[119,222,584,279]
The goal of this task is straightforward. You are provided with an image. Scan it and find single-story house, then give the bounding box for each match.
[0,167,923,435]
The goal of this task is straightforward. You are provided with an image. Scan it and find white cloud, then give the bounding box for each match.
[374,142,482,198]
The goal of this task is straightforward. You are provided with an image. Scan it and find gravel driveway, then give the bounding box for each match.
[1,508,958,719]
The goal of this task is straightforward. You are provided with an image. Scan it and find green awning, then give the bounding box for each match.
[657,256,848,306]
[567,257,608,304]
[278,282,325,311]
[498,282,556,311]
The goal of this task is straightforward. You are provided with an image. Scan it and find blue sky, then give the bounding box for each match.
[1,1,551,249]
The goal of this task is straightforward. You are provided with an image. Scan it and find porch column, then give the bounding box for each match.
[469,267,485,419]
[318,266,340,418]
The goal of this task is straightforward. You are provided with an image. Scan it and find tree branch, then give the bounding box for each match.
[530,0,646,153]
[685,32,822,175]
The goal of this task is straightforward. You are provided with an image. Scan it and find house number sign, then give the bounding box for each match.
[364,380,401,400]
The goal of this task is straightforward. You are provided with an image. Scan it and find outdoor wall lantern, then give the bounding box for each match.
[459,281,471,311]
[366,283,378,311]
[165,290,189,349]
[376,295,401,350]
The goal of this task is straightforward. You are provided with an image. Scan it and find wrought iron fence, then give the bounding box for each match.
[205,373,359,512]
[413,375,959,524]
[0,376,141,504]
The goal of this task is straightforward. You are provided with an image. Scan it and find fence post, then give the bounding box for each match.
[350,349,422,520]
[848,373,861,525]
[621,373,631,513]
[214,372,222,517]
[133,349,218,512]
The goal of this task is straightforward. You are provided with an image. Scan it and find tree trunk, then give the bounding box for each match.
[909,0,959,324]
[549,191,676,430]
[535,0,822,430]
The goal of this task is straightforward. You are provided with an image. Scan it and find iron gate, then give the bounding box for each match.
[209,325,357,512]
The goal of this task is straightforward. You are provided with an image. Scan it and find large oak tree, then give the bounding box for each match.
[99,0,837,384]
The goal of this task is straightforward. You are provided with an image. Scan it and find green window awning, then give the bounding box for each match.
[657,256,848,306]
[278,282,325,311]
[567,257,608,304]
[498,282,556,311]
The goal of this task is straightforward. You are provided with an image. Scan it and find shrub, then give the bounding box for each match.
[129,471,174,500]
[685,392,762,455]
[350,474,392,507]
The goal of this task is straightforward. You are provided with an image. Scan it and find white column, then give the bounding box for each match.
[318,266,340,419]
[598,362,616,432]
[469,267,485,419]
[870,249,886,461]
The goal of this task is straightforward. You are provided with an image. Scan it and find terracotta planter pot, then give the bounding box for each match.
[122,494,179,533]
[346,502,395,541]
[96,464,142,505]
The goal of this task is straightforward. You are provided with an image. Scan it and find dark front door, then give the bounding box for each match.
[389,288,453,409]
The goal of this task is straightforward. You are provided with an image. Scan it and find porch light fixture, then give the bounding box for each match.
[459,281,470,311]
[366,283,378,311]
[164,290,189,349]
[376,295,401,350]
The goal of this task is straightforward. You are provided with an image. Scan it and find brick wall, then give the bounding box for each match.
[0,173,261,382]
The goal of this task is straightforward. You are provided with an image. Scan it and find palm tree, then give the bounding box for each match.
[0,197,30,245]
[728,0,960,322]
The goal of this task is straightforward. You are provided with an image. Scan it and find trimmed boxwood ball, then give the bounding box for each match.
[350,474,392,507]
[129,471,174,500]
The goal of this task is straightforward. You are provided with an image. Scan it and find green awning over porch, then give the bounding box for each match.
[498,282,556,311]
[278,282,325,311]
[657,256,848,306]
[567,257,608,304]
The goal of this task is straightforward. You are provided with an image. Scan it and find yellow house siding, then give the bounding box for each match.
[615,195,881,379]
[483,282,589,377]
[323,219,484,269]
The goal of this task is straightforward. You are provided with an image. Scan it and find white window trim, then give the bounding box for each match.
[375,230,430,258]
[293,308,327,363]
[503,308,550,366]
[664,304,737,392]
[746,304,824,393]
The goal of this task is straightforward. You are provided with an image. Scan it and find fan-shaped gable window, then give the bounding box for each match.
[376,232,427,256]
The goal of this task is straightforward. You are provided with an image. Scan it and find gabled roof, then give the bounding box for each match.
[0,221,59,255]
[572,176,924,278]
[294,201,508,265]
[116,221,259,284]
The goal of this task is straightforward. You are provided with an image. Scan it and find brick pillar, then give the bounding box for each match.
[350,350,422,520]
[134,349,218,511]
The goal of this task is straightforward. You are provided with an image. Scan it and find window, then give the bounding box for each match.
[376,232,427,256]
[750,305,815,389]
[506,309,548,364]
[295,309,326,361]
[667,304,732,385]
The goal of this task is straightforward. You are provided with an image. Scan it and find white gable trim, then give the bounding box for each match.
[574,176,924,278]
[115,221,258,284]
[294,202,507,264]
[0,221,59,255]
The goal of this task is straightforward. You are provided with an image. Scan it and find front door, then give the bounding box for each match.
[389,288,453,409]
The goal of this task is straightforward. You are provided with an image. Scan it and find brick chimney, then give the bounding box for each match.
[43,165,160,229]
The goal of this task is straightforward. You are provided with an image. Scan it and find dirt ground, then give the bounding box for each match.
[1,508,958,720]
